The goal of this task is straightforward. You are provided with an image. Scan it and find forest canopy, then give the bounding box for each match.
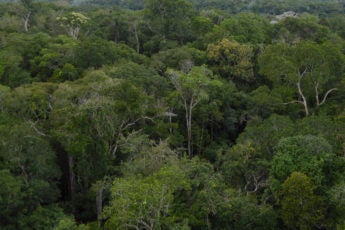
[1,0,345,229]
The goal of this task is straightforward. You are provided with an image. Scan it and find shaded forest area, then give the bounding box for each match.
[1,0,345,229]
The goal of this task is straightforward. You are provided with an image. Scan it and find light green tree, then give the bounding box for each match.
[103,164,190,230]
[270,135,334,191]
[57,12,89,39]
[31,35,78,82]
[168,66,222,157]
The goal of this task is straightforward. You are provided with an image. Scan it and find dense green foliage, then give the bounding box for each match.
[1,0,345,229]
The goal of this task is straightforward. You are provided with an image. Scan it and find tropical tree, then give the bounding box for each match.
[57,12,89,39]
[103,164,189,229]
[0,117,61,229]
[207,38,255,89]
[269,135,335,191]
[50,71,157,219]
[259,40,344,116]
[221,115,295,193]
[144,0,194,42]
[279,172,325,229]
[168,66,222,157]
[18,0,34,32]
[31,35,78,82]
[220,13,272,44]
[273,14,331,44]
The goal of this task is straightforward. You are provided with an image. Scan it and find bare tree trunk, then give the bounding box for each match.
[131,20,141,53]
[68,27,80,40]
[19,164,29,186]
[185,100,193,158]
[68,155,76,211]
[22,11,31,32]
[113,20,120,43]
[96,185,104,222]
[315,82,320,106]
[198,122,204,155]
[297,81,309,116]
[134,28,140,53]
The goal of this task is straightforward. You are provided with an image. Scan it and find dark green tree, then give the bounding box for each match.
[0,117,61,229]
[220,13,272,44]
[144,0,194,42]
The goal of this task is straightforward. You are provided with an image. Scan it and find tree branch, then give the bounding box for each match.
[296,81,309,116]
[315,82,320,106]
[319,88,337,106]
[29,121,47,136]
[281,100,304,105]
[137,219,153,230]
[123,223,140,230]
[299,66,309,79]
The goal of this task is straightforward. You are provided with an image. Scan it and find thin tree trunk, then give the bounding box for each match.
[113,20,120,43]
[199,122,204,155]
[23,11,31,32]
[297,81,309,116]
[315,83,320,106]
[188,105,193,157]
[68,155,76,211]
[132,22,140,53]
[96,185,104,222]
[184,100,192,157]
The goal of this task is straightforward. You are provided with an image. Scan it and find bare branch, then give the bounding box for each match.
[29,121,47,136]
[281,100,304,105]
[296,81,309,116]
[19,164,29,186]
[319,88,338,106]
[315,82,320,106]
[298,66,309,79]
[123,223,140,230]
[142,116,156,123]
[138,219,154,230]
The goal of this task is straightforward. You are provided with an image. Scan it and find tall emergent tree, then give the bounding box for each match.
[168,66,222,157]
[18,0,33,32]
[57,12,89,39]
